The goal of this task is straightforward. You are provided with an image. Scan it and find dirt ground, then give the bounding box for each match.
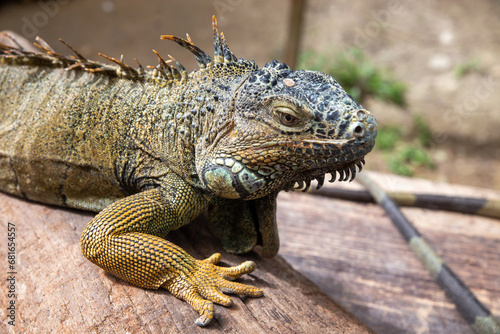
[1,0,499,191]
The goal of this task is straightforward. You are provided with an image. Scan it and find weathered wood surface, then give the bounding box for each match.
[278,172,500,334]
[0,191,374,333]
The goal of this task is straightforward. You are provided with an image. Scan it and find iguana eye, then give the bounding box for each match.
[275,107,301,127]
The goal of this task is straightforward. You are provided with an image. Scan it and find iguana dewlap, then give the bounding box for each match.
[0,17,377,326]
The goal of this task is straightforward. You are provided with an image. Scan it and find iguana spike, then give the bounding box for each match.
[0,32,25,51]
[98,53,138,77]
[329,171,337,183]
[316,174,325,190]
[152,49,168,69]
[160,35,212,68]
[98,53,130,69]
[33,36,73,66]
[64,62,83,71]
[356,161,363,173]
[170,63,181,80]
[343,168,351,181]
[58,38,87,61]
[220,32,237,63]
[349,165,357,182]
[83,65,116,75]
[212,16,224,63]
[302,180,311,192]
[152,49,173,80]
[168,54,187,81]
[151,64,171,81]
[0,42,25,56]
[337,169,344,181]
[134,58,145,75]
[168,54,186,73]
[186,33,193,43]
[294,181,304,190]
[34,36,55,53]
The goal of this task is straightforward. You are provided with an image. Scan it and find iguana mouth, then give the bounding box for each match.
[287,158,365,192]
[301,138,352,148]
[259,138,354,150]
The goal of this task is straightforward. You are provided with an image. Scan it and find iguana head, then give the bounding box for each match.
[160,17,377,257]
[200,60,377,200]
[164,17,377,201]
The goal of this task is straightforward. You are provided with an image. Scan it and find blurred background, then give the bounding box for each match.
[1,0,499,190]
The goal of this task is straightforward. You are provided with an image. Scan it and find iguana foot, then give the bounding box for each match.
[161,253,263,326]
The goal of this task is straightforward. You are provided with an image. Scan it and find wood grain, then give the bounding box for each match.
[278,172,500,334]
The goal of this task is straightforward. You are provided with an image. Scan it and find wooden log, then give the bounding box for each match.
[0,192,374,334]
[278,172,500,334]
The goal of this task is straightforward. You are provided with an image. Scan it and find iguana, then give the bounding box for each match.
[0,17,377,326]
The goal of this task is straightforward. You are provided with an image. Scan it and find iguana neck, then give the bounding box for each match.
[129,63,256,190]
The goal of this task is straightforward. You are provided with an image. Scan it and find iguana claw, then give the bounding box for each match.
[161,253,263,326]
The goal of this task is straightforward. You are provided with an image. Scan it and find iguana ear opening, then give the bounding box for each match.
[207,192,280,257]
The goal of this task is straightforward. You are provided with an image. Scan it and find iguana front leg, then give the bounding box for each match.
[80,180,262,326]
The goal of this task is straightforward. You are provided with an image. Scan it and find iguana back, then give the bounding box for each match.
[0,64,143,210]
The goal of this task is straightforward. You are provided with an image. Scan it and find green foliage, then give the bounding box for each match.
[388,156,413,176]
[454,58,483,78]
[387,145,435,176]
[413,113,433,147]
[374,125,401,151]
[298,48,407,106]
[375,123,435,177]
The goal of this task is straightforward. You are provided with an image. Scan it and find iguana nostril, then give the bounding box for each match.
[352,123,366,138]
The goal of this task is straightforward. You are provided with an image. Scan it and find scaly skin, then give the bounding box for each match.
[0,17,377,326]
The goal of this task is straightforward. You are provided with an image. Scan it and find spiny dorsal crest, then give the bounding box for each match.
[0,16,256,85]
[159,16,241,67]
[160,16,257,77]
